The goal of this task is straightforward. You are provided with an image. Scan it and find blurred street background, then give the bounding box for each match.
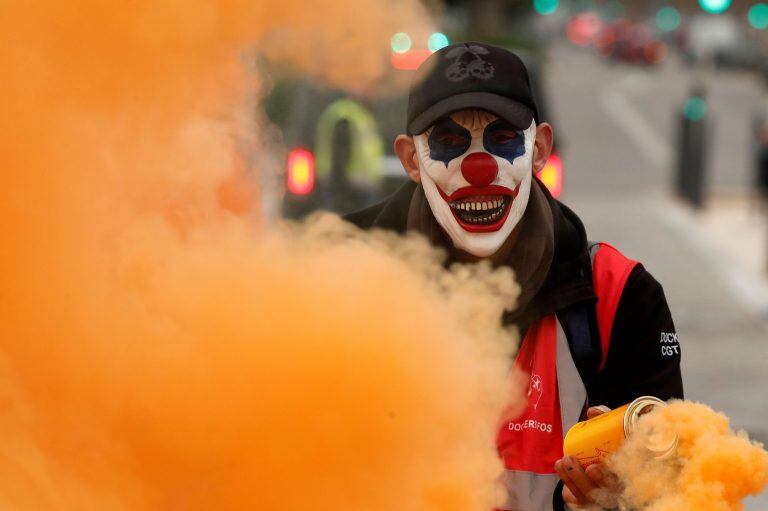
[266,1,768,506]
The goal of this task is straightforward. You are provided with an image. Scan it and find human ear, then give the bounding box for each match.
[532,122,554,174]
[394,134,420,183]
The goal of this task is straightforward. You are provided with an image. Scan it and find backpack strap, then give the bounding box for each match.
[588,242,640,371]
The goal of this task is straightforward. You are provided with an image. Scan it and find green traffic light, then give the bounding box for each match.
[390,32,412,54]
[428,32,450,52]
[533,0,559,15]
[656,6,681,32]
[698,0,732,14]
[748,3,768,29]
[684,97,707,122]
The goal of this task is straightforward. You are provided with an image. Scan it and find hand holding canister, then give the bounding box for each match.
[563,396,677,468]
[556,397,678,508]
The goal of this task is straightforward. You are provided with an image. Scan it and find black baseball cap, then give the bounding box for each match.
[406,42,539,135]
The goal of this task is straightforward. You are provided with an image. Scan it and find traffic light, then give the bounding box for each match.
[683,97,707,122]
[748,3,768,29]
[656,6,681,32]
[536,153,563,199]
[286,148,315,196]
[533,0,559,15]
[390,32,411,54]
[390,32,449,70]
[698,0,732,14]
[427,32,450,51]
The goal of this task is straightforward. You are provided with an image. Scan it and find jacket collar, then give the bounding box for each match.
[369,180,415,234]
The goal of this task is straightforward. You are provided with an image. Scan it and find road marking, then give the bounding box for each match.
[657,196,768,315]
[601,85,672,170]
[619,72,652,94]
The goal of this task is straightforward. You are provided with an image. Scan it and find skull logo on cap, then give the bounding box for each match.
[445,45,495,82]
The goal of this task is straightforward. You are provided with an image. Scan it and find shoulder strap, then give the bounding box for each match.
[588,242,639,371]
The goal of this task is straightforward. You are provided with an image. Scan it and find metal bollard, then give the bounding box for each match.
[754,117,768,274]
[755,117,768,204]
[675,88,708,209]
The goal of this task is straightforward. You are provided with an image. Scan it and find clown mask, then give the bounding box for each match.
[414,110,536,258]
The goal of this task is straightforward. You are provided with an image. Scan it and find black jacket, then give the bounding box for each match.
[345,180,683,511]
[345,180,684,406]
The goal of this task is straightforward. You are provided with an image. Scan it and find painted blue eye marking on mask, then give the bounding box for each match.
[427,117,472,167]
[483,119,526,165]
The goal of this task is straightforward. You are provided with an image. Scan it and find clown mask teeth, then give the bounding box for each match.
[414,110,536,258]
[449,196,511,224]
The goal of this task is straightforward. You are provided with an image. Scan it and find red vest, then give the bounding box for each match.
[495,243,638,509]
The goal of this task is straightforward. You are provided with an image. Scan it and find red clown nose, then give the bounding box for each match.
[461,152,498,187]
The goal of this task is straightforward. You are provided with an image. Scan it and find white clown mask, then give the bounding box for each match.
[414,110,536,257]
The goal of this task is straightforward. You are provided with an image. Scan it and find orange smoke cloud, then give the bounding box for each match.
[609,401,768,510]
[0,1,526,510]
[1,212,521,510]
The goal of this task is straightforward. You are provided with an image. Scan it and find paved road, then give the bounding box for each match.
[544,41,768,508]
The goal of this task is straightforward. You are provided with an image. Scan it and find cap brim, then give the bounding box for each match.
[407,92,534,135]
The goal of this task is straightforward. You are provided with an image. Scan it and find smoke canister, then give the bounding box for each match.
[563,396,677,468]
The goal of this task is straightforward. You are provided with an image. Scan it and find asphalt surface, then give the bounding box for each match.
[544,41,768,508]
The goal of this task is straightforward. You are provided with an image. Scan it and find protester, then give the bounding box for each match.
[756,120,768,208]
[345,42,684,510]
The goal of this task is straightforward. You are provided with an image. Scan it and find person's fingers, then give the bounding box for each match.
[585,463,605,487]
[562,456,598,501]
[555,458,590,504]
[596,465,623,493]
[561,483,580,507]
[586,405,611,419]
[555,460,583,503]
[586,464,623,508]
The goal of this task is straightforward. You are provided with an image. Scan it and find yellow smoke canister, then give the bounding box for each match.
[563,396,677,468]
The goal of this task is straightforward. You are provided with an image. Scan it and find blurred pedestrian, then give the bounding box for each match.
[346,43,683,511]
[756,120,768,275]
[756,120,768,210]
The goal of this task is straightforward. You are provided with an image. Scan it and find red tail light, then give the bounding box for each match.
[286,148,315,195]
[536,153,563,199]
[644,41,668,64]
[390,49,433,70]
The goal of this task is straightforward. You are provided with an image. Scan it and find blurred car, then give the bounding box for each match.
[594,20,668,66]
[681,15,767,77]
[566,12,604,48]
[713,39,767,73]
[264,47,564,220]
[683,14,743,65]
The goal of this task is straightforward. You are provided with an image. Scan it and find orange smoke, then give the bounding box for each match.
[609,401,768,510]
[0,1,524,510]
